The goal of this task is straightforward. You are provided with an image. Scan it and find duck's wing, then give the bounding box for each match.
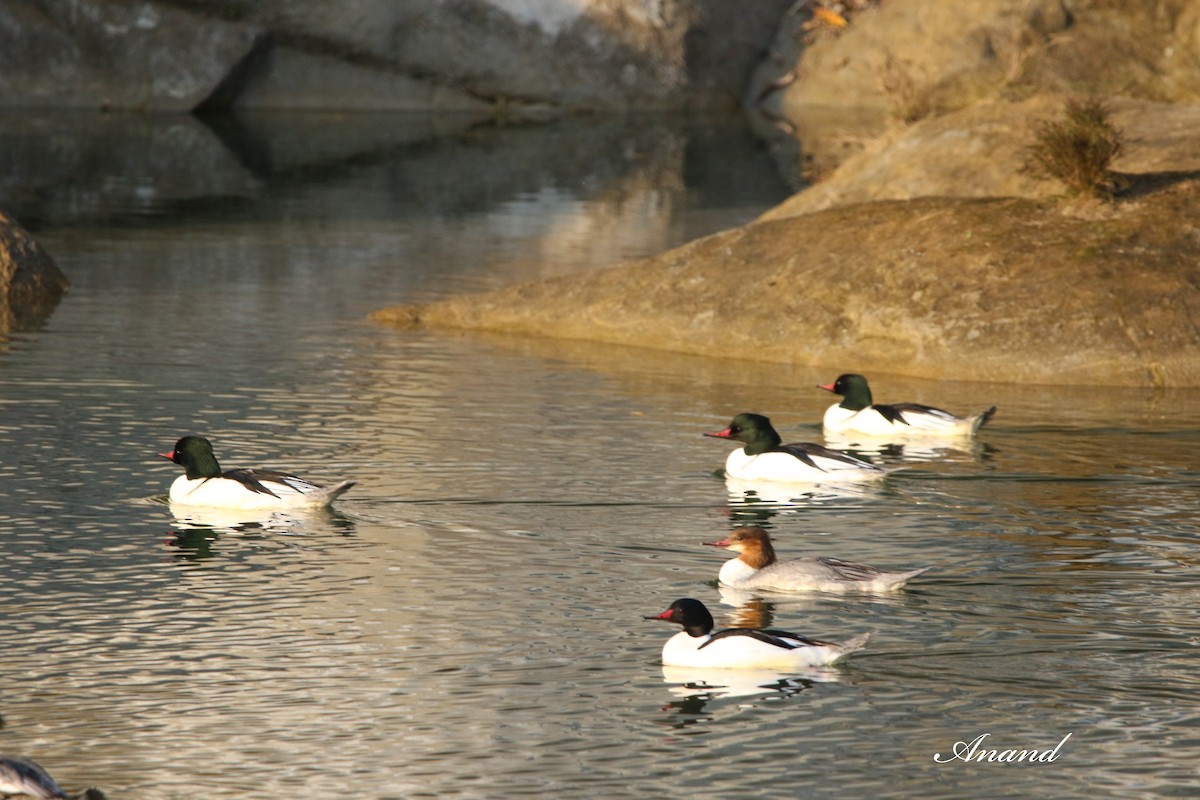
[220,467,322,498]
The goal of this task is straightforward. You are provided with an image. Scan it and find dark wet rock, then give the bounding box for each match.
[0,213,69,333]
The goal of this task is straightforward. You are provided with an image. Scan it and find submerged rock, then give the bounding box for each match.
[0,212,69,334]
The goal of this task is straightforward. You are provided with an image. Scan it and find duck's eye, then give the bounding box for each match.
[729,425,741,434]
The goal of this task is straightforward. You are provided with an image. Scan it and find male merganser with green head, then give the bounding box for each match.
[644,598,873,669]
[159,436,354,510]
[705,412,892,483]
[818,373,996,438]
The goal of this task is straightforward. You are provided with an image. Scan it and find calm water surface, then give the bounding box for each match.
[2,112,1199,799]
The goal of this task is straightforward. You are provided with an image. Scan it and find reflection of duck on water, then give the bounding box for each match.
[168,503,310,533]
[659,663,843,705]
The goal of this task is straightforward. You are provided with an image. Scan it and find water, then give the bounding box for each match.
[2,110,1200,799]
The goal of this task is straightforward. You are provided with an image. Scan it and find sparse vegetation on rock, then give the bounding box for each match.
[1023,97,1125,199]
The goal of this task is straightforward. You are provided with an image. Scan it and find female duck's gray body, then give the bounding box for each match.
[706,526,930,593]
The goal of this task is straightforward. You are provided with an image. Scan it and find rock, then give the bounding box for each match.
[231,46,494,113]
[761,97,1200,220]
[0,0,266,110]
[0,0,792,112]
[0,213,70,333]
[372,179,1200,387]
[750,0,1200,169]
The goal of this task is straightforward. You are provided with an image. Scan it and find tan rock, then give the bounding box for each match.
[373,180,1200,387]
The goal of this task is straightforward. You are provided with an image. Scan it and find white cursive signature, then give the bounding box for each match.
[934,732,1072,764]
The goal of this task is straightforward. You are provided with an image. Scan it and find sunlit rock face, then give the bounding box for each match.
[0,0,792,112]
[746,0,1200,178]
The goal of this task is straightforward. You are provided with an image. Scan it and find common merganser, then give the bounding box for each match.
[705,413,891,483]
[159,436,354,510]
[705,526,930,593]
[0,756,66,799]
[643,598,873,669]
[818,374,996,437]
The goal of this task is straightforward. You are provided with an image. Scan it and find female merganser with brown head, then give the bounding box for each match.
[705,526,930,593]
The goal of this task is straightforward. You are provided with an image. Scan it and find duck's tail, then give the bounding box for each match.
[970,405,998,434]
[836,630,875,659]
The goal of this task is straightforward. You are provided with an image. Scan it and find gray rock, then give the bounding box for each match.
[0,0,266,110]
[232,46,493,112]
[0,0,792,112]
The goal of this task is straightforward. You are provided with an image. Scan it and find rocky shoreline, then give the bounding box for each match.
[372,2,1200,387]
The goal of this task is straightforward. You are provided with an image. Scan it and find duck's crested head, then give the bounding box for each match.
[705,526,776,567]
[818,374,873,410]
[731,526,776,567]
[643,598,715,638]
[159,435,221,479]
[703,412,782,454]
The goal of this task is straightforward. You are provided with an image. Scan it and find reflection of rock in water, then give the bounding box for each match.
[0,213,68,334]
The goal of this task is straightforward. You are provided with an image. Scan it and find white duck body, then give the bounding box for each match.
[167,472,354,510]
[709,526,930,593]
[722,444,888,483]
[161,436,354,511]
[821,403,994,438]
[819,373,996,438]
[707,413,892,484]
[0,756,66,799]
[646,598,873,670]
[660,628,872,670]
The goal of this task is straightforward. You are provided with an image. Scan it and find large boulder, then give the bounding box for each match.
[761,97,1200,219]
[749,0,1200,173]
[0,213,69,333]
[0,0,266,110]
